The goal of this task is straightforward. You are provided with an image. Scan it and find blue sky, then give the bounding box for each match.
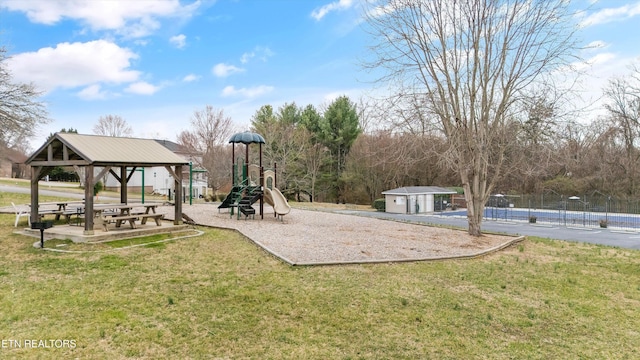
[1,0,640,150]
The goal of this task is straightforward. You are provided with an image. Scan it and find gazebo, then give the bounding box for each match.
[25,133,190,235]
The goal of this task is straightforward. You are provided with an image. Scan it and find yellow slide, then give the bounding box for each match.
[264,187,291,220]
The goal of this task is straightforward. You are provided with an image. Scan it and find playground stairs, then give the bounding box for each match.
[218,186,243,210]
[238,190,262,219]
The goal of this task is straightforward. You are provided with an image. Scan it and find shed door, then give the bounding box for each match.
[426,194,434,212]
[408,196,416,214]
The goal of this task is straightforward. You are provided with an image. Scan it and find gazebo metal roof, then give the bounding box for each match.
[26,133,189,167]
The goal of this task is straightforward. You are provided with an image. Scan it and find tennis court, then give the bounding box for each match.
[438,207,640,230]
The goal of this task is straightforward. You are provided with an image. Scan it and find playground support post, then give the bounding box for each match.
[245,142,249,187]
[133,167,145,204]
[259,141,263,219]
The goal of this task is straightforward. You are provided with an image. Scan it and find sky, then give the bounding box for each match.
[1,0,640,151]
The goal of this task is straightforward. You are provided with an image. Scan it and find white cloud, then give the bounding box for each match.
[170,34,187,49]
[240,53,252,64]
[0,0,201,38]
[580,2,640,27]
[6,40,140,92]
[585,40,608,52]
[586,52,617,66]
[182,74,200,82]
[556,48,640,120]
[311,0,354,21]
[212,63,244,77]
[322,91,344,103]
[240,46,274,64]
[125,81,160,95]
[221,85,274,98]
[572,52,617,72]
[77,84,108,100]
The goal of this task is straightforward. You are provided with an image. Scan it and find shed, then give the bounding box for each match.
[382,186,457,214]
[25,133,189,235]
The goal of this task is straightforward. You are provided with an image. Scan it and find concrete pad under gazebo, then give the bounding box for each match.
[25,133,190,235]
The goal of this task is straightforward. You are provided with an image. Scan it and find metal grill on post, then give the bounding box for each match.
[31,221,53,248]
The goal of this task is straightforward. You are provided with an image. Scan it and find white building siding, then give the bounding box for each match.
[385,195,407,214]
[102,166,208,199]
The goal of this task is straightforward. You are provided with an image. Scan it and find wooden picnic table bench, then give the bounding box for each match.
[95,203,163,231]
[32,201,84,221]
[61,206,85,225]
[140,213,164,225]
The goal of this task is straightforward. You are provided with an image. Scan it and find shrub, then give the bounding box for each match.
[529,215,537,223]
[373,198,386,212]
[599,219,608,228]
[93,181,103,196]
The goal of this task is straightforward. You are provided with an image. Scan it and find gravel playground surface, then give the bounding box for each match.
[159,204,522,265]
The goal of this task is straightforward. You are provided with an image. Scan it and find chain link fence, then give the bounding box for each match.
[484,193,640,230]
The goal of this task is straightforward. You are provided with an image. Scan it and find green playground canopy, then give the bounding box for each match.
[229,132,266,144]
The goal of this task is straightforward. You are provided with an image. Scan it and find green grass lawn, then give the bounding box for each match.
[0,195,639,359]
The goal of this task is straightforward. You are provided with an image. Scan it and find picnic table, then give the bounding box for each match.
[94,203,163,231]
[31,201,84,221]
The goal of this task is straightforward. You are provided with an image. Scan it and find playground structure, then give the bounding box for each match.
[217,132,291,220]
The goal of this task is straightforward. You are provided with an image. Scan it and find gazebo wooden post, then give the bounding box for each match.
[84,165,94,235]
[120,166,127,204]
[30,166,40,224]
[174,165,183,225]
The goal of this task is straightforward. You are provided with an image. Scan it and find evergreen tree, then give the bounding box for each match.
[318,96,361,202]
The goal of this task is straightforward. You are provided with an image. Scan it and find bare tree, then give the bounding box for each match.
[177,105,235,193]
[93,115,134,137]
[601,66,640,196]
[0,46,49,150]
[364,0,579,235]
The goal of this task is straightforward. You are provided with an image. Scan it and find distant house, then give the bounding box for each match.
[382,186,457,214]
[0,148,28,179]
[152,140,208,199]
[104,139,208,199]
